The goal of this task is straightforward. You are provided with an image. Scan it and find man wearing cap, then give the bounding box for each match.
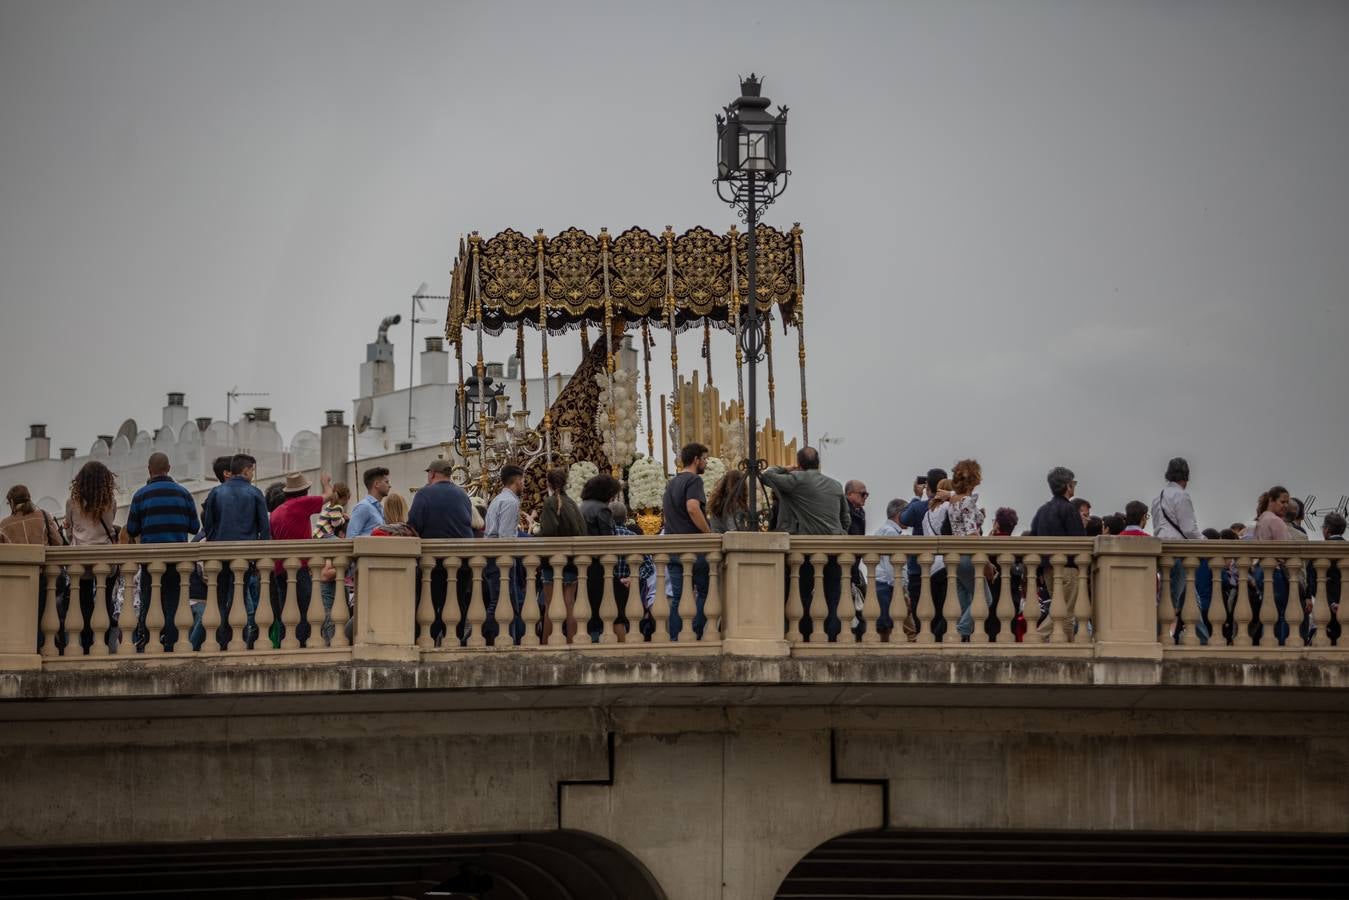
[269,470,332,646]
[410,458,476,644]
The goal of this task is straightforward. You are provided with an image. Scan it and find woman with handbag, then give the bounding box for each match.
[3,485,68,651]
[64,461,121,653]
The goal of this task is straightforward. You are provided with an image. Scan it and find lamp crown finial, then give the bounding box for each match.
[739,73,762,97]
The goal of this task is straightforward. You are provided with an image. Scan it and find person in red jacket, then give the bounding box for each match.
[269,471,332,646]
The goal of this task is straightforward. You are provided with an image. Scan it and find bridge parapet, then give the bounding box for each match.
[1,534,1345,678]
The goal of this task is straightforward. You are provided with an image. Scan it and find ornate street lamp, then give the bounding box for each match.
[716,74,788,522]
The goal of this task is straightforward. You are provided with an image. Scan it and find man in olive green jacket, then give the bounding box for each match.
[761,447,850,641]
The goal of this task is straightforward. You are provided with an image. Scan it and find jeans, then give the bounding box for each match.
[798,556,843,641]
[666,556,709,641]
[271,567,315,646]
[135,564,185,651]
[216,565,260,649]
[875,581,895,633]
[1169,557,1212,643]
[416,560,473,645]
[1250,564,1292,645]
[954,556,976,639]
[483,559,526,645]
[317,580,350,644]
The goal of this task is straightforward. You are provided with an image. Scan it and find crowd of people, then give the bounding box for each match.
[1,444,1342,652]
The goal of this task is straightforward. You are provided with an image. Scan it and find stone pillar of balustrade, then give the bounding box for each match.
[0,544,44,670]
[721,531,791,657]
[352,536,421,662]
[1091,534,1164,660]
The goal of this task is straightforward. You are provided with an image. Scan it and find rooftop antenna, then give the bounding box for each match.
[818,432,844,449]
[226,386,270,427]
[407,281,448,444]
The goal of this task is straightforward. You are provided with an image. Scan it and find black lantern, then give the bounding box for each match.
[460,372,506,449]
[714,75,789,526]
[717,75,787,179]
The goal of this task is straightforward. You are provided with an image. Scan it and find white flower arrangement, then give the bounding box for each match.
[566,460,598,499]
[627,455,667,510]
[701,456,728,497]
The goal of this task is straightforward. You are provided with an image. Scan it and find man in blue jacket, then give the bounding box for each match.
[202,453,269,647]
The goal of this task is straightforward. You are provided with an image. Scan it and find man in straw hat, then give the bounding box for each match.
[269,470,332,647]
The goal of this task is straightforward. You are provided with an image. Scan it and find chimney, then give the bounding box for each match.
[252,407,271,422]
[320,410,347,485]
[60,447,76,461]
[360,317,398,398]
[196,417,213,432]
[162,392,189,432]
[486,362,505,381]
[421,335,450,385]
[25,424,51,461]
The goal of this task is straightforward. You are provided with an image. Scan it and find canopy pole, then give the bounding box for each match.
[729,225,747,466]
[659,393,669,476]
[600,228,620,476]
[516,321,527,418]
[535,229,553,465]
[664,226,680,451]
[641,321,654,459]
[580,323,590,355]
[792,223,809,447]
[455,327,467,457]
[703,320,713,387]
[764,308,777,435]
[470,234,489,496]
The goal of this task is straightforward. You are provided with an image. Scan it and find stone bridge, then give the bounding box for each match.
[2,534,1347,899]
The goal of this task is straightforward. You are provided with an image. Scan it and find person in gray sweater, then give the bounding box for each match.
[761,447,850,640]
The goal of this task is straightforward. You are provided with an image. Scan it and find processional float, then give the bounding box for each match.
[443,224,811,511]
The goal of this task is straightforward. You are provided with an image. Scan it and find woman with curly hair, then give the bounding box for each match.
[948,459,985,642]
[707,468,750,533]
[65,460,120,652]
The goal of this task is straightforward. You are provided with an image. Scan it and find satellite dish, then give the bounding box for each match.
[355,398,374,434]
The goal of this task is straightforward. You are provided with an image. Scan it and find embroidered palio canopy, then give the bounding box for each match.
[445,224,805,342]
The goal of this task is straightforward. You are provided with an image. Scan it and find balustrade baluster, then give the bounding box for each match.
[417,556,436,650]
[838,551,857,642]
[704,550,722,641]
[785,552,804,643]
[302,560,325,648]
[546,553,569,647]
[1180,557,1201,647]
[226,559,248,651]
[617,552,640,644]
[277,558,299,650]
[1207,556,1228,647]
[808,552,827,644]
[521,556,542,647]
[1233,557,1254,648]
[201,560,222,653]
[172,563,195,653]
[573,554,593,644]
[1285,556,1305,647]
[90,563,112,656]
[970,552,990,643]
[1311,558,1331,648]
[118,560,144,653]
[650,552,671,644]
[41,564,61,657]
[1073,553,1092,643]
[1021,553,1041,641]
[255,561,275,651]
[598,554,618,644]
[494,554,515,646]
[1048,554,1068,644]
[915,553,935,644]
[1157,555,1176,643]
[466,556,488,648]
[861,553,881,645]
[1259,557,1278,646]
[444,556,462,647]
[995,553,1014,645]
[140,561,165,654]
[329,555,351,648]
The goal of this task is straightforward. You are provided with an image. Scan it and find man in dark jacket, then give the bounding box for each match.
[845,480,868,636]
[410,458,475,644]
[201,454,269,647]
[1028,465,1086,639]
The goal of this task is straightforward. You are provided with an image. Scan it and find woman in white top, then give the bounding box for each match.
[64,461,120,653]
[948,460,986,641]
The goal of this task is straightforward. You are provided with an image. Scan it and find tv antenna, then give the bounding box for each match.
[406,282,445,442]
[226,386,270,426]
[818,432,844,449]
[1307,494,1349,528]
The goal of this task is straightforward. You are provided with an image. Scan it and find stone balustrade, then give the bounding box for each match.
[1,534,1346,671]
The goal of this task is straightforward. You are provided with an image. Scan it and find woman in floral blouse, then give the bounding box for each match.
[949,459,986,642]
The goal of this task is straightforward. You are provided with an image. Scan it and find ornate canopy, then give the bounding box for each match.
[446,224,805,344]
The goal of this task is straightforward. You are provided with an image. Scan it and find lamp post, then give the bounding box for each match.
[715,74,788,523]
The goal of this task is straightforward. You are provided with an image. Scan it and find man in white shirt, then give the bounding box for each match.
[871,498,909,641]
[483,465,528,644]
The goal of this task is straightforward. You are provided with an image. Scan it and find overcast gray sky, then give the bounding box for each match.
[1,0,1346,529]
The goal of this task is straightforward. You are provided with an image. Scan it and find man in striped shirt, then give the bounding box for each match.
[125,452,201,651]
